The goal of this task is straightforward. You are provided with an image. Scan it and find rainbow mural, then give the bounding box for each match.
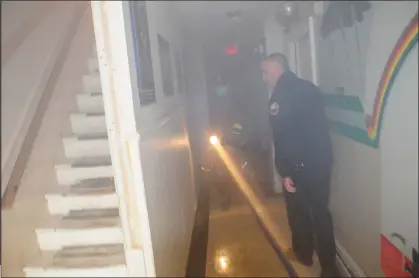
[367,13,418,144]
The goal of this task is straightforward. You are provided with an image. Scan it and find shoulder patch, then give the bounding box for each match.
[270,102,279,116]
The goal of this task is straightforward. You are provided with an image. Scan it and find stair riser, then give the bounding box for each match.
[46,194,118,215]
[82,74,101,94]
[76,94,104,113]
[87,58,99,73]
[70,115,107,135]
[55,165,113,186]
[36,228,123,251]
[24,266,128,277]
[63,138,110,158]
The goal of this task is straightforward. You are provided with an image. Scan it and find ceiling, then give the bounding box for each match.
[173,1,281,40]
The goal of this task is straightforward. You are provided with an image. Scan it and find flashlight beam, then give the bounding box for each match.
[210,135,219,145]
[212,144,313,277]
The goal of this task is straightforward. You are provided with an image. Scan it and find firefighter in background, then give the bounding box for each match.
[260,53,339,277]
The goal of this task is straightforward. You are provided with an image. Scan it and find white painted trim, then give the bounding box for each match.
[286,17,319,85]
[308,16,319,86]
[287,42,297,73]
[91,2,155,276]
[120,3,156,275]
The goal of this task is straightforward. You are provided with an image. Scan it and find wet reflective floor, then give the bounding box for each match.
[186,147,322,278]
[205,183,290,277]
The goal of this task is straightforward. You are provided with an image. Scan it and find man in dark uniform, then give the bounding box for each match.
[260,53,339,277]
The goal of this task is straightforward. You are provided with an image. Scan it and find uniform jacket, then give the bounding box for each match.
[268,71,333,178]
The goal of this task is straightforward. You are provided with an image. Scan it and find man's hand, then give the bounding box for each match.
[283,177,296,193]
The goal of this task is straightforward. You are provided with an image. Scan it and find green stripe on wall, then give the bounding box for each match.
[328,120,377,148]
[323,94,365,113]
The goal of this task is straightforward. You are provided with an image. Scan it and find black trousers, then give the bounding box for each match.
[283,164,337,270]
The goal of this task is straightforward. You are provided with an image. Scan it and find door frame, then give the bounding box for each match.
[286,16,319,85]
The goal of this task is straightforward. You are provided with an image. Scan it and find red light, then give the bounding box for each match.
[226,48,238,55]
[225,43,238,55]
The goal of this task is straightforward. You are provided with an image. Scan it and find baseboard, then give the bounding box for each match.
[336,240,368,277]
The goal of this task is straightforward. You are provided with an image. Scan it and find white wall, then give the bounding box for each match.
[124,2,202,276]
[264,14,286,56]
[285,2,418,276]
[263,14,287,194]
[1,1,86,196]
[367,0,418,266]
[183,35,210,168]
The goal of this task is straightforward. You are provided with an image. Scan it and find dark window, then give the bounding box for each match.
[158,34,174,96]
[130,1,156,106]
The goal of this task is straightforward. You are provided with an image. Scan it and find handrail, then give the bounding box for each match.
[91,2,154,276]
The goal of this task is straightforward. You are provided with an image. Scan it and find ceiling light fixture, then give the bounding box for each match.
[284,2,294,16]
[226,10,242,22]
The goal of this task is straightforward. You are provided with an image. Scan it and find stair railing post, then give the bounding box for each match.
[90,1,155,276]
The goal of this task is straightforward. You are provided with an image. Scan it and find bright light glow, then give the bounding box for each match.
[284,2,293,15]
[215,249,231,274]
[210,142,312,277]
[218,255,229,271]
[209,135,219,145]
[225,43,239,55]
[226,48,238,55]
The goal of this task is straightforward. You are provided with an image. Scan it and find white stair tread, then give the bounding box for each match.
[84,91,102,96]
[62,134,110,159]
[45,180,117,215]
[70,113,107,135]
[54,157,113,187]
[69,177,115,191]
[74,132,108,140]
[76,92,103,104]
[48,179,115,197]
[72,112,105,117]
[57,156,112,168]
[25,244,126,271]
[39,209,120,230]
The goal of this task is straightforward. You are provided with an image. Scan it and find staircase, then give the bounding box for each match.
[24,46,128,277]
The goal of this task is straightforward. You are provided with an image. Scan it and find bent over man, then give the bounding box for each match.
[261,53,339,277]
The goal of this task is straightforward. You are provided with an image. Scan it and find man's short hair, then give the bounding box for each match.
[263,53,290,71]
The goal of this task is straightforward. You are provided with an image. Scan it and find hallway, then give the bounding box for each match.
[206,192,289,276]
[206,189,291,277]
[2,1,417,277]
[185,147,322,277]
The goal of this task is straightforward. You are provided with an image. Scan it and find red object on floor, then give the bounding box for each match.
[381,234,412,277]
